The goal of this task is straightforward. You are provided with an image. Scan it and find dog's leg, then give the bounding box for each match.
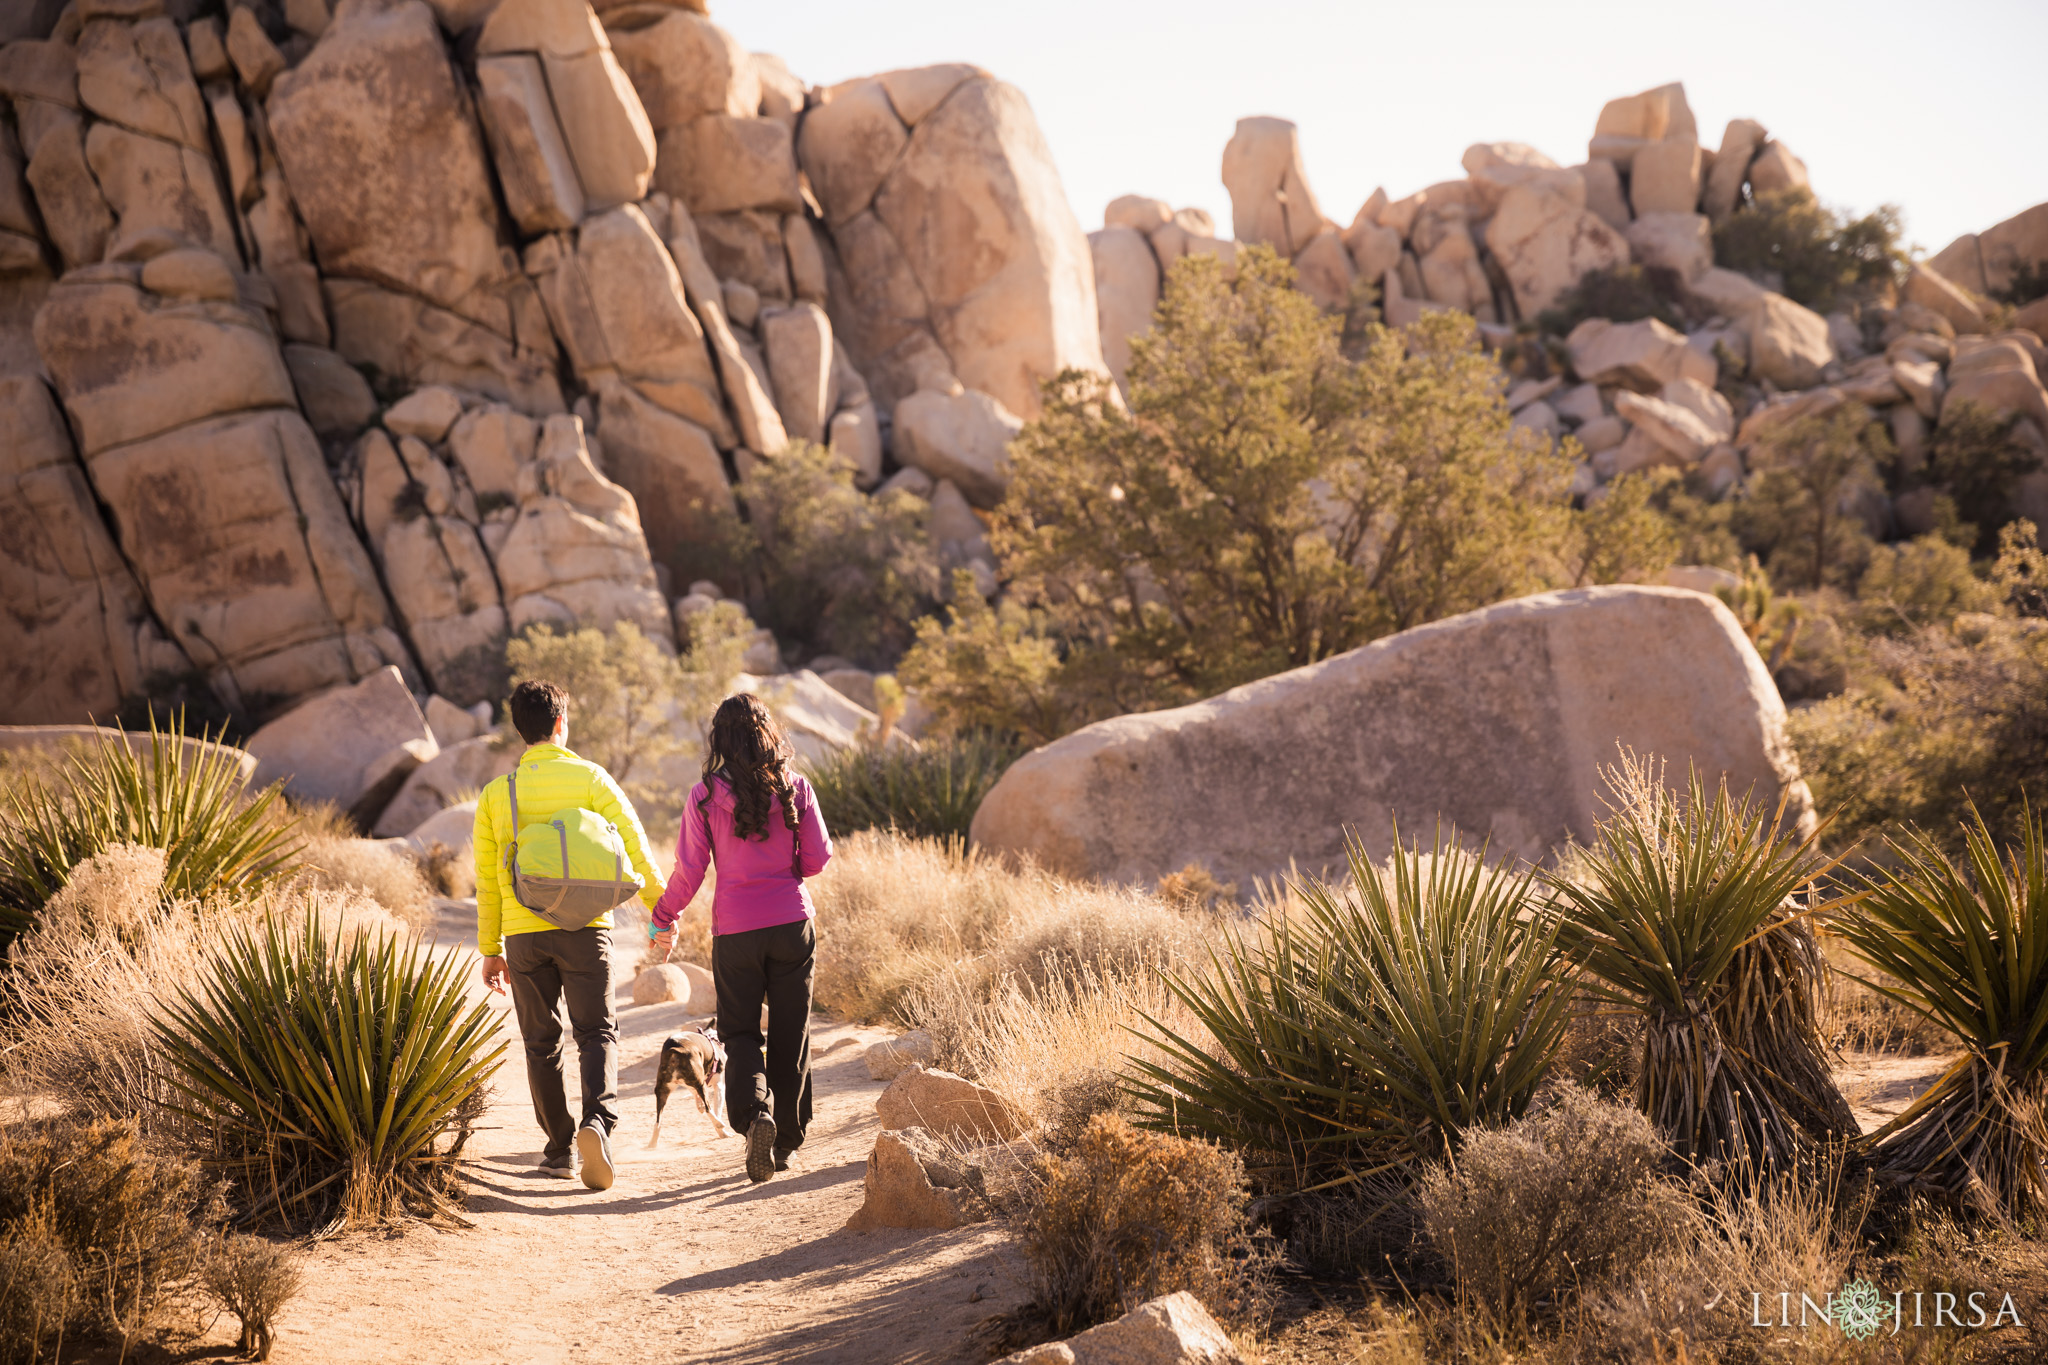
[649,1080,670,1150]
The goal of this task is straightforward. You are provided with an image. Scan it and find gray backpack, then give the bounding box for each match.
[503,772,644,931]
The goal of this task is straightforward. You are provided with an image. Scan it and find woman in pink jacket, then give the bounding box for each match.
[650,694,833,1183]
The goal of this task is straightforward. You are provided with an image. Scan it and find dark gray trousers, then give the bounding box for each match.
[504,926,618,1158]
[713,917,815,1151]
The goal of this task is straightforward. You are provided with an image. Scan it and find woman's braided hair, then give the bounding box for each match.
[699,693,802,877]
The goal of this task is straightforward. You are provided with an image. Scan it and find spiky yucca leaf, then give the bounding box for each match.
[0,714,300,943]
[1126,825,1573,1192]
[1837,802,2048,1219]
[805,731,1020,839]
[152,912,504,1231]
[1549,757,1858,1169]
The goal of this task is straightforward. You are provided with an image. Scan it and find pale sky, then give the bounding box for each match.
[719,0,2048,260]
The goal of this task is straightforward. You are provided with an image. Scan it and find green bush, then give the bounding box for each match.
[1548,759,1858,1169]
[1923,399,2041,553]
[1019,1114,1255,1333]
[1533,264,1683,336]
[1851,533,1998,634]
[0,717,300,951]
[804,732,1019,839]
[1127,825,1572,1191]
[1732,405,1891,591]
[154,912,505,1231]
[694,440,939,667]
[1417,1086,1692,1318]
[1711,188,1904,313]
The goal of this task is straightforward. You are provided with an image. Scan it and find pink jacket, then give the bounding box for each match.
[651,773,832,937]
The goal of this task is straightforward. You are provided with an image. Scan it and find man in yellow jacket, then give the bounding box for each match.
[475,680,664,1190]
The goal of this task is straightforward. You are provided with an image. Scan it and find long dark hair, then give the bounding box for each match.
[700,694,802,876]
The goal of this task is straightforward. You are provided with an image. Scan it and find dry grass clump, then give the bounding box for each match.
[1018,1114,1260,1335]
[809,830,1220,1022]
[1417,1086,1694,1321]
[295,803,434,932]
[0,1116,223,1357]
[204,1234,306,1361]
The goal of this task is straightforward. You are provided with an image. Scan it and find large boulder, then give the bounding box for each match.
[866,1029,938,1081]
[1566,316,1713,392]
[374,732,521,838]
[995,1292,1245,1365]
[875,1064,1024,1143]
[1902,262,1987,336]
[843,1127,993,1232]
[0,373,189,724]
[1943,336,2048,435]
[478,0,655,211]
[1741,291,1835,390]
[245,665,437,824]
[1485,178,1630,319]
[891,386,1022,508]
[759,301,834,443]
[1702,118,1767,223]
[606,10,757,129]
[630,961,715,1012]
[1220,116,1325,256]
[1624,212,1711,283]
[1628,138,1701,217]
[1928,202,2048,299]
[971,587,1816,888]
[590,382,734,575]
[1090,224,1159,394]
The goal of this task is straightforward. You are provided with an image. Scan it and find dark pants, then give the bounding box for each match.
[504,926,618,1159]
[713,917,815,1152]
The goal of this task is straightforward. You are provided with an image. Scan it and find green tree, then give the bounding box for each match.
[690,441,939,668]
[1922,400,2041,554]
[504,606,751,817]
[1711,189,1905,313]
[1733,406,1891,590]
[903,248,1600,737]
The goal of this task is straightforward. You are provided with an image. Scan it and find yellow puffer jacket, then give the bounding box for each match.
[472,742,665,956]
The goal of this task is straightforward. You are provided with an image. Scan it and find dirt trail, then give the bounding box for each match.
[270,904,1028,1365]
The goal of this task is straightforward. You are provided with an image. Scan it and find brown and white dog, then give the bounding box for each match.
[649,1023,735,1146]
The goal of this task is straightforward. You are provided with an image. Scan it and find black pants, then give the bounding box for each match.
[504,926,618,1158]
[713,917,815,1151]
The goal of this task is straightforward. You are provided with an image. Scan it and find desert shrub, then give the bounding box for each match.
[204,1234,305,1361]
[0,717,300,949]
[1155,863,1239,913]
[804,731,1019,838]
[1711,188,1905,313]
[1417,1086,1693,1319]
[1533,263,1683,336]
[1923,400,2041,553]
[809,830,1216,1023]
[1993,258,2048,308]
[1789,612,2048,854]
[154,911,504,1230]
[0,1204,76,1365]
[695,440,939,667]
[0,1116,222,1353]
[505,607,750,820]
[296,804,434,932]
[1549,757,1858,1168]
[1018,1114,1254,1333]
[1852,533,1998,634]
[1733,405,1891,591]
[1128,827,1572,1191]
[1567,468,1683,586]
[903,251,1595,740]
[1838,804,2048,1220]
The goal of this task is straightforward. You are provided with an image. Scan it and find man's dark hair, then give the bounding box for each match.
[508,680,569,745]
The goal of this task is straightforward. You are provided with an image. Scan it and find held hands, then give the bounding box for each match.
[650,926,676,958]
[480,955,509,995]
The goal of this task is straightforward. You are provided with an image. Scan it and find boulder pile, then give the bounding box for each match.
[0,0,1103,742]
[1090,83,2048,533]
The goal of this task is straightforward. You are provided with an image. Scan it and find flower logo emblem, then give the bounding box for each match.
[1831,1279,1895,1341]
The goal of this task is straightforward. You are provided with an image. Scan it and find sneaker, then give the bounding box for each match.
[773,1147,794,1173]
[539,1153,576,1180]
[744,1114,778,1184]
[576,1121,615,1191]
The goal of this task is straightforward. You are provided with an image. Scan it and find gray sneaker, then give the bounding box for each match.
[745,1114,777,1184]
[576,1121,615,1191]
[539,1153,576,1180]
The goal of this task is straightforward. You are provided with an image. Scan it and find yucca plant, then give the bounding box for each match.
[1836,802,2048,1219]
[153,912,504,1232]
[805,731,1020,839]
[1126,825,1574,1192]
[1549,756,1859,1169]
[0,715,300,946]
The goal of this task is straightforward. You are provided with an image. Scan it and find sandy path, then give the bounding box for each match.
[270,904,1029,1365]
